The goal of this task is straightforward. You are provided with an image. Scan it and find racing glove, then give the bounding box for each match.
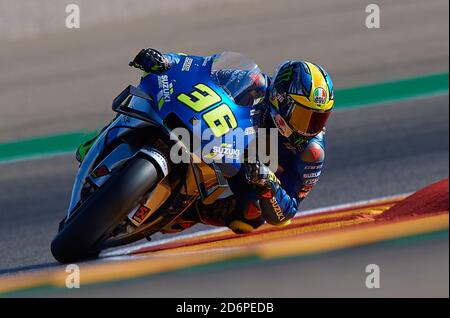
[129,48,170,74]
[244,161,280,196]
[244,161,296,225]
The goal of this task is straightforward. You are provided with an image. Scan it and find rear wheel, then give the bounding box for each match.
[50,156,161,263]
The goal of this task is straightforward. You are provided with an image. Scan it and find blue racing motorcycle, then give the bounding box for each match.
[50,52,261,263]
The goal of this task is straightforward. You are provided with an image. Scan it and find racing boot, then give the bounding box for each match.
[160,198,264,234]
[195,197,265,234]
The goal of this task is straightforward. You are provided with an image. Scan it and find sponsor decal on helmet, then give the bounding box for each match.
[272,114,293,137]
[313,87,327,104]
[275,64,294,85]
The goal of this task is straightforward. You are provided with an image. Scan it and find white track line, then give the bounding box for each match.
[102,192,410,257]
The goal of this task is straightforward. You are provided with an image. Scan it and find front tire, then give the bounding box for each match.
[51,156,161,263]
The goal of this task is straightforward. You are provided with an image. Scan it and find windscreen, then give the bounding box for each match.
[210,52,265,106]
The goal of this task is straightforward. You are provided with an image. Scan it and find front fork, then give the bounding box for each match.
[67,114,163,218]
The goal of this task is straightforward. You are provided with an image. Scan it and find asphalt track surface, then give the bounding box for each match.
[0,95,448,276]
[0,0,448,140]
[0,0,448,296]
[22,234,450,297]
[1,195,447,297]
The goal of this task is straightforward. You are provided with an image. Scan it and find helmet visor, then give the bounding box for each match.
[288,104,331,137]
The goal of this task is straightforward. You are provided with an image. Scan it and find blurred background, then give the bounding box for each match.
[0,0,448,296]
[0,0,448,140]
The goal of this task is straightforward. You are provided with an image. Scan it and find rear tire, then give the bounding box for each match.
[50,156,161,263]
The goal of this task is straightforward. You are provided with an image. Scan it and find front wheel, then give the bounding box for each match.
[50,156,161,263]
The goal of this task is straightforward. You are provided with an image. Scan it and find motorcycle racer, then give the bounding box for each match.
[78,48,334,234]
